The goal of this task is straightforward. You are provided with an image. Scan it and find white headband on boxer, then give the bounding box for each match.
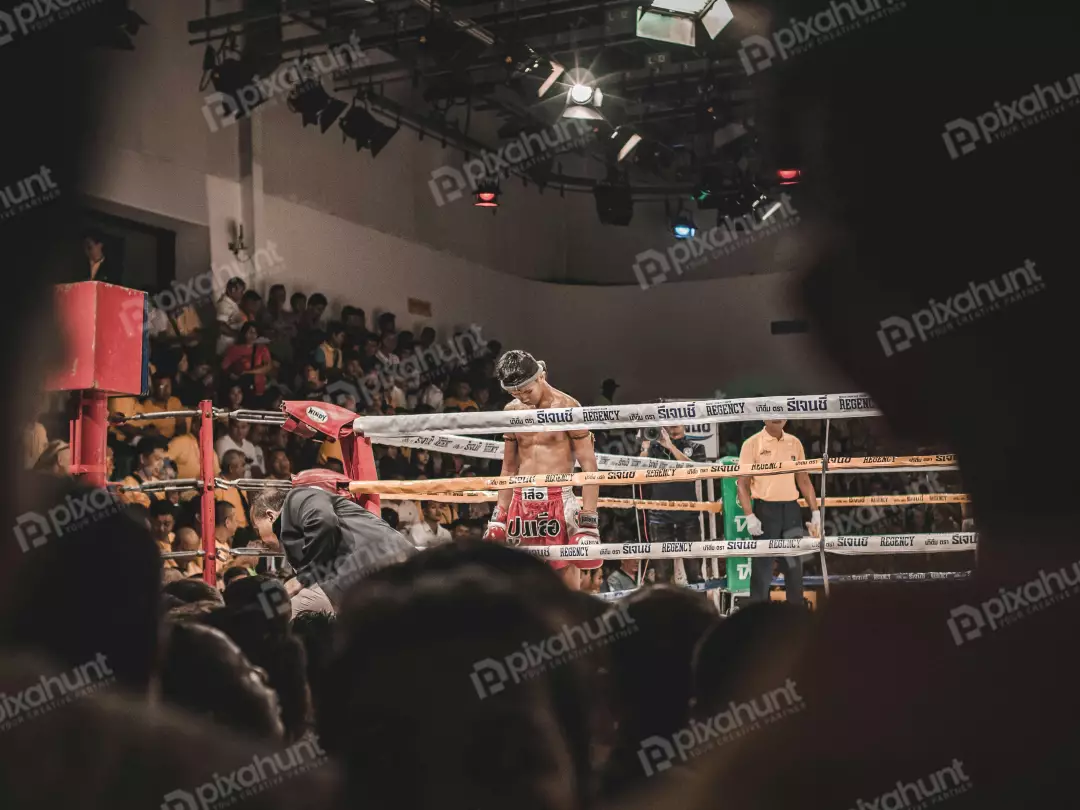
[500,360,546,392]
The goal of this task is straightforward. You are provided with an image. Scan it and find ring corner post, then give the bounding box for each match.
[199,399,217,587]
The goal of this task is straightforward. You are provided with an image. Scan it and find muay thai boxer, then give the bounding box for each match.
[483,350,601,590]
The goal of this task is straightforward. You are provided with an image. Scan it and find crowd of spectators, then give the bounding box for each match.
[21,274,967,593]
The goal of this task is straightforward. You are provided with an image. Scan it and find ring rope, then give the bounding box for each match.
[375,433,710,470]
[346,455,957,495]
[518,532,977,562]
[369,490,970,509]
[112,478,203,493]
[110,409,203,423]
[353,393,879,437]
[596,570,973,601]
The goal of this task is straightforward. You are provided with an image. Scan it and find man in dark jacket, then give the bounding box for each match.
[251,477,416,613]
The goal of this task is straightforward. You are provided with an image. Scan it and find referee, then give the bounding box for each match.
[737,419,820,605]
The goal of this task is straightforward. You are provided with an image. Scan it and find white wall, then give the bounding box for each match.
[80,0,853,403]
[262,194,846,402]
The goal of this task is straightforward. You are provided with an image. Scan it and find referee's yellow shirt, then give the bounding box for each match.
[739,428,805,502]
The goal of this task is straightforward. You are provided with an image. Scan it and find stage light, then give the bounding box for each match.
[211,55,259,98]
[474,181,500,208]
[570,84,594,104]
[288,81,347,132]
[319,98,348,133]
[777,168,801,185]
[610,127,643,163]
[672,213,696,240]
[564,83,604,121]
[637,0,734,47]
[594,183,633,226]
[504,44,565,98]
[538,60,566,98]
[339,105,399,156]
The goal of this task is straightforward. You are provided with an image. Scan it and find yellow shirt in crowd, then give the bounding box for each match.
[168,433,221,481]
[136,396,189,438]
[108,396,139,439]
[739,428,806,502]
[215,486,250,528]
[119,475,166,508]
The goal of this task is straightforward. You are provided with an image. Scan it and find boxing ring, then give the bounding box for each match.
[113,392,972,604]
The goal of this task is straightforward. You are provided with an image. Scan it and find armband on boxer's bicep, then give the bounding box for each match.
[568,430,592,441]
[502,433,517,443]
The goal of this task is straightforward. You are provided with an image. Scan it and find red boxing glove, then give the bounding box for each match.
[571,510,600,545]
[483,505,508,543]
[570,509,602,570]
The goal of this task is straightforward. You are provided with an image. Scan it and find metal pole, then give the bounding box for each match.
[817,419,832,597]
[199,400,218,587]
[635,483,646,586]
[71,390,109,487]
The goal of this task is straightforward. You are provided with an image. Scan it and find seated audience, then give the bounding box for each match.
[215,276,247,354]
[119,436,170,507]
[407,501,452,549]
[222,321,273,399]
[215,420,264,478]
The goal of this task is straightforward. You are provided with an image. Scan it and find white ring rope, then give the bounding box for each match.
[519,532,977,561]
[374,433,708,469]
[354,393,879,436]
[371,432,959,474]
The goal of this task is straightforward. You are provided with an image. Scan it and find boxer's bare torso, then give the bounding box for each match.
[504,389,586,475]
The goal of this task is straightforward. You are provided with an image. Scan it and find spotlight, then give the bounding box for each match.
[288,81,347,132]
[339,105,399,156]
[211,55,259,98]
[504,44,566,98]
[776,169,802,185]
[637,0,734,47]
[672,213,696,240]
[564,83,604,121]
[594,183,633,226]
[474,181,500,208]
[610,127,643,163]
